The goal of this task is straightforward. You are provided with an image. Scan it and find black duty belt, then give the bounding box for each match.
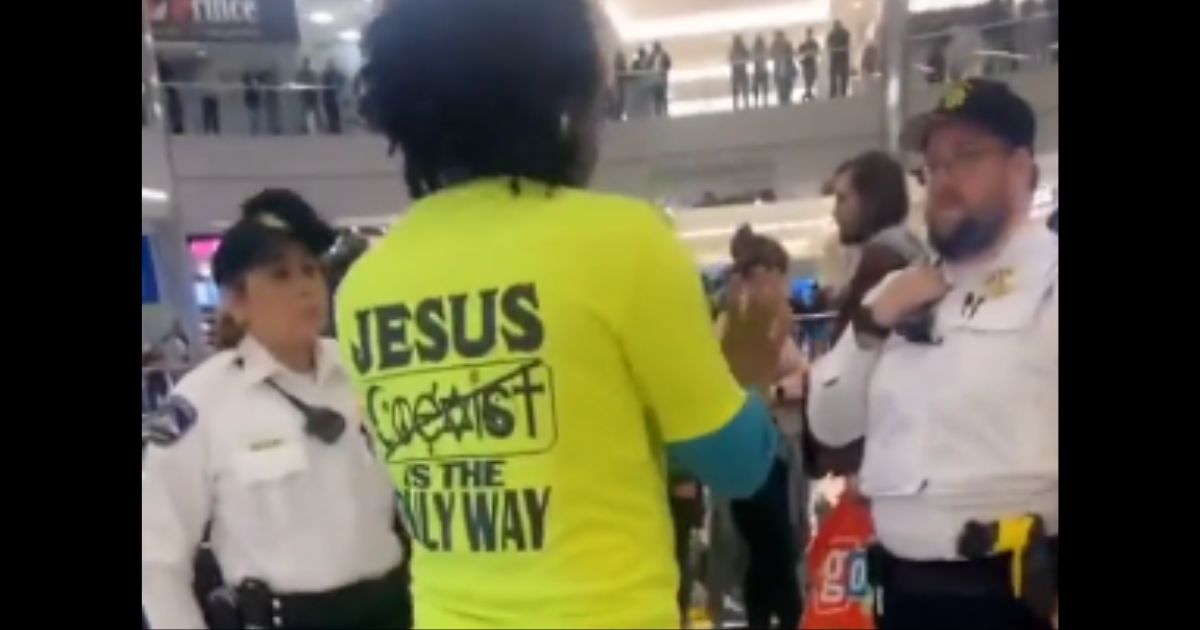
[869,536,1058,601]
[873,548,1017,598]
[237,564,410,629]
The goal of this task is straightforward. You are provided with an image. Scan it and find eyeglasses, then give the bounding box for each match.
[922,144,1009,183]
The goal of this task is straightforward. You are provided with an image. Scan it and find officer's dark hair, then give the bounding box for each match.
[730,224,790,274]
[212,189,337,289]
[836,151,909,236]
[358,0,604,199]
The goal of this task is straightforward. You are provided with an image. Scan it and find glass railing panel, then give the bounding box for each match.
[907,10,1057,86]
[141,11,1056,136]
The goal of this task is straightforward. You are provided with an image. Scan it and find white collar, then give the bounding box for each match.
[943,221,1057,287]
[236,335,340,386]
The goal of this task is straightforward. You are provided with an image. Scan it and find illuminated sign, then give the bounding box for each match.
[147,0,299,43]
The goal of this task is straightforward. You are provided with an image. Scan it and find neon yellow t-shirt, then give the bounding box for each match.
[335,178,746,629]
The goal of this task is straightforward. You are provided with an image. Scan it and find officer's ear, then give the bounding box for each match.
[220,279,250,328]
[213,309,246,350]
[1007,147,1036,196]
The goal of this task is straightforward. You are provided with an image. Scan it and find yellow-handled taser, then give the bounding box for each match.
[957,514,1056,619]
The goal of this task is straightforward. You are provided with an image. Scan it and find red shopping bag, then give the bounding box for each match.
[800,490,876,629]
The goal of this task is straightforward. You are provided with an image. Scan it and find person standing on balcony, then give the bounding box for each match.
[612,51,628,120]
[321,61,346,134]
[242,71,263,136]
[730,35,751,110]
[296,58,321,134]
[263,68,283,135]
[650,41,672,117]
[630,46,653,119]
[827,20,851,98]
[158,59,186,134]
[862,39,880,81]
[632,46,649,73]
[798,28,820,102]
[771,31,797,106]
[199,62,222,135]
[926,38,949,85]
[752,34,770,107]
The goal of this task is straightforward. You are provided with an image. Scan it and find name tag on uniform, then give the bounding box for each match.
[249,438,285,452]
[233,442,309,483]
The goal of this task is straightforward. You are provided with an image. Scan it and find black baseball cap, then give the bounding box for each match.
[212,189,338,287]
[902,78,1036,152]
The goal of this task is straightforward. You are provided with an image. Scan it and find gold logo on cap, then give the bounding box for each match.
[257,213,289,230]
[983,267,1015,299]
[941,81,971,110]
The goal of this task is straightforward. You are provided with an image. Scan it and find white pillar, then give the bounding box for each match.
[143,2,203,349]
[880,0,911,154]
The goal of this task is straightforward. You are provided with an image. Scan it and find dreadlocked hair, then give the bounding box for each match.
[358,0,603,199]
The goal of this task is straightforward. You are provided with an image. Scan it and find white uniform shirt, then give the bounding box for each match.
[141,336,403,629]
[809,223,1057,561]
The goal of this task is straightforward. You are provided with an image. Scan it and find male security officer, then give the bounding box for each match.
[808,78,1057,629]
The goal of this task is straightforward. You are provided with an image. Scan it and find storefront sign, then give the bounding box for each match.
[147,0,299,43]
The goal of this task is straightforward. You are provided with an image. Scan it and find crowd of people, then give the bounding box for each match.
[144,4,1059,135]
[729,21,860,110]
[605,20,864,121]
[608,42,674,120]
[142,2,1057,630]
[154,58,351,137]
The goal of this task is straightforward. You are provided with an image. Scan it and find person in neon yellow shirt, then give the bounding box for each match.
[336,1,789,627]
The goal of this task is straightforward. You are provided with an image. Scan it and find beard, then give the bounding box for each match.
[927,199,1012,261]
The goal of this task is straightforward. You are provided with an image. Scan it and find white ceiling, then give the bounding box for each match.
[296,1,834,40]
[296,1,837,54]
[286,1,893,115]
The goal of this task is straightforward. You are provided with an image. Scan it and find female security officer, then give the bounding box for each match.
[336,1,790,627]
[141,189,409,629]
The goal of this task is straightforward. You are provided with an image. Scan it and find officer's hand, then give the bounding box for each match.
[867,266,950,329]
[722,267,790,388]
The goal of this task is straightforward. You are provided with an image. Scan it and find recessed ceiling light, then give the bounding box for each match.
[604,2,829,42]
[142,188,169,202]
[338,29,361,43]
[309,11,335,25]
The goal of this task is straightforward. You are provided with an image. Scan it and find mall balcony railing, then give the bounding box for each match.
[140,12,1056,136]
[907,11,1058,87]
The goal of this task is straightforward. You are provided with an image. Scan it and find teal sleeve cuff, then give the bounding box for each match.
[665,392,778,499]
